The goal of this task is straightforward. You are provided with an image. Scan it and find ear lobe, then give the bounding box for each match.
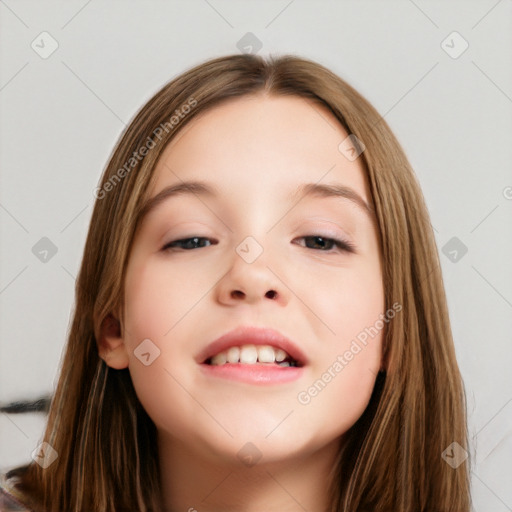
[97,313,129,369]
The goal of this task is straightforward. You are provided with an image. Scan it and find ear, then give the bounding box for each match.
[97,313,129,369]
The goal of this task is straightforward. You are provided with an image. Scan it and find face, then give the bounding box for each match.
[101,94,385,466]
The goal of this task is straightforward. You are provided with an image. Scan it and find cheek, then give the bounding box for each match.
[122,260,207,431]
[123,258,207,341]
[298,308,384,440]
[299,260,384,421]
[297,357,380,445]
[310,260,384,342]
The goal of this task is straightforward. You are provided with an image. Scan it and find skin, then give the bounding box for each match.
[99,94,385,512]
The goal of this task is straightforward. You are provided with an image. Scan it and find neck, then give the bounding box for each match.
[157,432,341,512]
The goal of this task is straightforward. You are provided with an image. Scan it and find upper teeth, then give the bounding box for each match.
[209,345,291,366]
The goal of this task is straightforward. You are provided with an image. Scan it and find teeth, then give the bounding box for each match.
[239,345,258,364]
[275,349,287,362]
[226,346,240,363]
[211,352,227,365]
[207,344,295,366]
[257,345,275,363]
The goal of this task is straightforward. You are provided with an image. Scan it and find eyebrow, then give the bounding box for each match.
[138,180,376,224]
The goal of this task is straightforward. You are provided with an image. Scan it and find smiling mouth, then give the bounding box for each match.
[205,359,300,367]
[203,344,302,368]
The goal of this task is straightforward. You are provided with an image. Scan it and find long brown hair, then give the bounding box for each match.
[7,53,471,511]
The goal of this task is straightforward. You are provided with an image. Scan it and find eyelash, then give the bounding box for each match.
[162,235,356,254]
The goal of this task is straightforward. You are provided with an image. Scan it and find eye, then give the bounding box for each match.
[161,235,356,254]
[162,237,216,251]
[296,235,356,253]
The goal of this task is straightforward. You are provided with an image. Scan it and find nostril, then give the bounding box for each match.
[266,290,277,299]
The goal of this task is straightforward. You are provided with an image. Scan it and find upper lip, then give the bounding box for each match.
[196,326,308,366]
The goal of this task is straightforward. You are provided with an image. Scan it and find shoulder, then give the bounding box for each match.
[0,471,35,511]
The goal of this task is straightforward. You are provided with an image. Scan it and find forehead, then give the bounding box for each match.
[147,94,372,210]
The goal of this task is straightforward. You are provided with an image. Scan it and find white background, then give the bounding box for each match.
[1,1,511,510]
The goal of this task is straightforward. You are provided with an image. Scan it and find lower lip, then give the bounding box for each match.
[199,362,305,384]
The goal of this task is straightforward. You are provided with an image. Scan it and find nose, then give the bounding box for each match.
[216,246,287,306]
[230,288,279,301]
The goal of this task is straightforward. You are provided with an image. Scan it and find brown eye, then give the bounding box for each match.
[162,237,215,251]
[297,235,356,253]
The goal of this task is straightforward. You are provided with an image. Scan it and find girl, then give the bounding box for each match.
[0,53,471,511]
